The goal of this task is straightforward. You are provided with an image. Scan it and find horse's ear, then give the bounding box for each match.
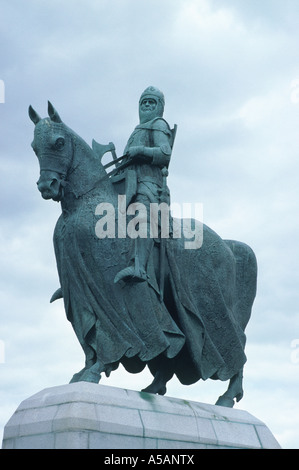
[28,105,41,125]
[48,101,62,123]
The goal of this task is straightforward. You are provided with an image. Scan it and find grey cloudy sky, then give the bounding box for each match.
[1,0,299,448]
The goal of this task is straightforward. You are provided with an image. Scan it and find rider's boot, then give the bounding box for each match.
[114,238,153,284]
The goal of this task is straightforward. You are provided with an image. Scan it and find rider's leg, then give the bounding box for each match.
[114,236,153,283]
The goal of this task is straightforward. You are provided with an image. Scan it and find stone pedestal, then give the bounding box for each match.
[2,382,280,449]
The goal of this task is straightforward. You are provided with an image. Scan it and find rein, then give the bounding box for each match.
[37,124,114,200]
[41,156,111,200]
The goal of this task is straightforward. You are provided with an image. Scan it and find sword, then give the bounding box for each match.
[159,167,169,302]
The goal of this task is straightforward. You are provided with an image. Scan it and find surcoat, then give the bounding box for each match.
[112,117,173,207]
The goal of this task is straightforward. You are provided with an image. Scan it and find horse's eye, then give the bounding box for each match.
[54,137,65,150]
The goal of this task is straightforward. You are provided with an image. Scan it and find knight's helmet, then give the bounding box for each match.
[139,86,165,118]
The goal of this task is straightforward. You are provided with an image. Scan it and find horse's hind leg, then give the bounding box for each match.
[215,369,244,408]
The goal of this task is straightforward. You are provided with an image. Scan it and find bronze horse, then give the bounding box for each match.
[29,102,257,407]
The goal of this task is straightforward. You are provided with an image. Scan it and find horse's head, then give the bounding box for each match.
[29,102,74,201]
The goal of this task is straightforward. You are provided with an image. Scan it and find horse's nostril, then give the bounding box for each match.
[36,176,61,201]
[50,178,59,191]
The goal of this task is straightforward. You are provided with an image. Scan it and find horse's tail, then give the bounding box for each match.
[224,240,258,332]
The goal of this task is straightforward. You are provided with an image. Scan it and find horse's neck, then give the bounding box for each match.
[62,138,112,208]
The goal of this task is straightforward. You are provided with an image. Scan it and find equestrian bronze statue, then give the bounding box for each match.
[28,87,257,407]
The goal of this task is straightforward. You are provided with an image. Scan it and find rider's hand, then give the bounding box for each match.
[127,146,152,162]
[126,146,143,158]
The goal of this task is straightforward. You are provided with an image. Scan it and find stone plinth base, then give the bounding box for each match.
[2,382,280,449]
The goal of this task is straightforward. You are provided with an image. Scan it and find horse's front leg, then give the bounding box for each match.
[141,355,174,395]
[215,369,244,408]
[70,360,103,384]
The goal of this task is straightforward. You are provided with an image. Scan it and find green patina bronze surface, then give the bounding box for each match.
[28,87,257,407]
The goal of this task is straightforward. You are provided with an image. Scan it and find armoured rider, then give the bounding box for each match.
[113,86,176,285]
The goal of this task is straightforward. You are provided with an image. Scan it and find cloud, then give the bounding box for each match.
[1,0,299,448]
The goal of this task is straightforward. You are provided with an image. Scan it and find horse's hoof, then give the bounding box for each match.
[78,369,101,383]
[69,362,102,384]
[69,367,86,383]
[215,396,235,408]
[141,385,167,396]
[76,362,102,383]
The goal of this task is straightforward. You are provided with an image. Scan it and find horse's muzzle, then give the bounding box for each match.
[37,173,63,201]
